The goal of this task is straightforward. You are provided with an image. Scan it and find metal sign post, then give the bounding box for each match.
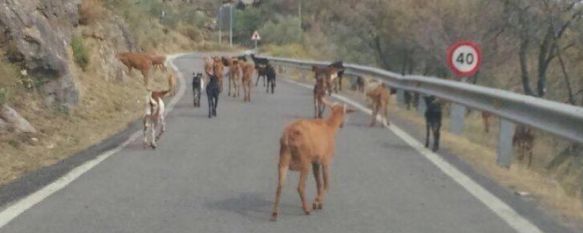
[229,4,233,48]
[251,31,261,50]
[446,41,482,135]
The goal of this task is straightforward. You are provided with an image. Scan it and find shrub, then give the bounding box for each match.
[79,0,105,25]
[259,16,302,45]
[71,36,89,71]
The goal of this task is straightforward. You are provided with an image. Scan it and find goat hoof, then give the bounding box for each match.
[312,202,323,210]
[303,209,311,215]
[270,213,278,221]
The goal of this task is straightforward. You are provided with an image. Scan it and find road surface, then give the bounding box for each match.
[0,54,571,233]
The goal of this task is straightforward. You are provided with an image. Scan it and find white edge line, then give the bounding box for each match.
[282,78,544,233]
[0,54,189,229]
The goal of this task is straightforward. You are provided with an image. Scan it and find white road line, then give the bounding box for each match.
[0,55,189,229]
[283,78,544,233]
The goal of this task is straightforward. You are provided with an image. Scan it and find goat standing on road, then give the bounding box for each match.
[366,83,390,127]
[143,75,174,149]
[251,54,269,86]
[241,61,255,102]
[424,96,443,152]
[313,76,327,118]
[192,72,203,107]
[312,65,338,96]
[266,63,276,94]
[206,72,220,118]
[271,98,356,221]
[329,61,345,93]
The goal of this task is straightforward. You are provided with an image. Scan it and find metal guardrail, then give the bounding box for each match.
[257,55,583,146]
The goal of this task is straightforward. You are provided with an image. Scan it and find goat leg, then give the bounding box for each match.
[312,163,323,210]
[271,160,289,221]
[297,169,311,215]
[433,123,441,152]
[425,121,430,148]
[319,164,330,209]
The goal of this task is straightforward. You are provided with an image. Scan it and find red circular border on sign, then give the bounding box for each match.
[446,41,481,78]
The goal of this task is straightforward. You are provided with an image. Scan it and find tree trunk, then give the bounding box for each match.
[373,35,391,70]
[557,45,576,104]
[519,38,535,95]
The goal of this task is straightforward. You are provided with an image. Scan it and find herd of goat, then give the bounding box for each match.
[115,51,536,220]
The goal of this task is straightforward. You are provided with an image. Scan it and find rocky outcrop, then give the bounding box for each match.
[0,104,36,134]
[0,0,81,110]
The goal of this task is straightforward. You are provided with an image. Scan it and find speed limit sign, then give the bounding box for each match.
[447,41,481,77]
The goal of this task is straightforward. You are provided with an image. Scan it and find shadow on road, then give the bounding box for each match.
[205,192,303,222]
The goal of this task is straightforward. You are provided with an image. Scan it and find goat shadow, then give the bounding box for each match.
[204,192,303,222]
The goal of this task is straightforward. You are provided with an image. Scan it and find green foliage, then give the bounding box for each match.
[71,36,89,71]
[263,43,310,58]
[0,87,7,105]
[234,8,263,45]
[259,16,302,45]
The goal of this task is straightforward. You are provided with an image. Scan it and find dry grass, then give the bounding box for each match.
[79,0,106,26]
[283,67,583,228]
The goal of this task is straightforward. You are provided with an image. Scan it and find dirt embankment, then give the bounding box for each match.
[0,0,216,186]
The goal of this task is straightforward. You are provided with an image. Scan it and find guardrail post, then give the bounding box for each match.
[450,103,466,135]
[496,119,515,168]
[397,89,405,107]
[417,94,426,116]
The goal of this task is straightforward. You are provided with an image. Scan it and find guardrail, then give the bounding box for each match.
[256,55,583,167]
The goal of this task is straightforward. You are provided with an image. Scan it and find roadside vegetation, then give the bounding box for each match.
[234,0,583,227]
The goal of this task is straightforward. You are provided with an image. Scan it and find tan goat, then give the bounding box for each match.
[228,59,242,97]
[271,99,356,221]
[366,83,390,127]
[241,61,254,102]
[143,74,174,149]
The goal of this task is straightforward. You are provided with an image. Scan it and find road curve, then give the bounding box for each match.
[0,54,570,233]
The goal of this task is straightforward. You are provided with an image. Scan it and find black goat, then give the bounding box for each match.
[424,96,442,151]
[266,63,276,94]
[251,54,269,86]
[192,72,203,107]
[206,73,220,118]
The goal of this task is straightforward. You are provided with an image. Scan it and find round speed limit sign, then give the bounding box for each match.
[447,41,481,77]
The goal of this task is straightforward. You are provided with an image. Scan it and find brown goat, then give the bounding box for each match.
[228,59,242,97]
[313,76,327,118]
[312,65,338,96]
[116,52,152,86]
[148,53,167,72]
[271,99,356,221]
[241,61,254,102]
[212,57,225,93]
[513,125,535,167]
[366,83,390,127]
[204,57,214,75]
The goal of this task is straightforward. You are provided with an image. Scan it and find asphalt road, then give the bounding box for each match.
[0,55,569,233]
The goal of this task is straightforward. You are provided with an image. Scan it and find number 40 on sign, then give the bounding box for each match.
[446,41,481,78]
